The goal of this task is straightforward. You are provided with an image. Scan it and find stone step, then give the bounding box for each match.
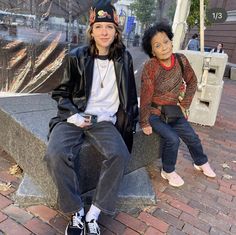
[0,93,160,208]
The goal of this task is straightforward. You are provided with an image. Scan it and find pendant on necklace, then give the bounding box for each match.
[96,59,110,89]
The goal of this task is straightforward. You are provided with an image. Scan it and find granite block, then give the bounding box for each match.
[0,94,160,207]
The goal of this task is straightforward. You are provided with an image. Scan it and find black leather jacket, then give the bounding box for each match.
[49,46,139,152]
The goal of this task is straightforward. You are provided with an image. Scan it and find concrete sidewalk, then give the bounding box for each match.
[0,77,236,234]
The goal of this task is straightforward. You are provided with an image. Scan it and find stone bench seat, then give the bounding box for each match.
[0,93,160,208]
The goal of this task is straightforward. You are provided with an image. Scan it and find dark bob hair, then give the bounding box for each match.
[142,22,173,58]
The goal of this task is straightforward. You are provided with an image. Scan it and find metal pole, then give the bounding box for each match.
[200,0,204,53]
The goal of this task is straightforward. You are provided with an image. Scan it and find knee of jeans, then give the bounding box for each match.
[45,144,71,169]
[186,133,201,145]
[166,135,180,148]
[106,149,130,170]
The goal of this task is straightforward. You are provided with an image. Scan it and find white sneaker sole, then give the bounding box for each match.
[65,225,84,235]
[161,171,184,187]
[193,164,216,178]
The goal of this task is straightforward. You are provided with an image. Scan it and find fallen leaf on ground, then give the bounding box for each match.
[143,206,157,213]
[223,174,233,180]
[0,182,12,191]
[221,163,230,169]
[8,164,22,176]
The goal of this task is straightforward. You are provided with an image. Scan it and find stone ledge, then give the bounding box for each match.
[0,93,160,208]
[230,67,236,80]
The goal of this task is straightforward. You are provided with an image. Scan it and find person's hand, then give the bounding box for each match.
[80,117,93,128]
[178,104,189,119]
[67,113,92,128]
[142,126,152,135]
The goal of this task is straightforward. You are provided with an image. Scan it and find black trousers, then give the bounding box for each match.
[44,121,130,215]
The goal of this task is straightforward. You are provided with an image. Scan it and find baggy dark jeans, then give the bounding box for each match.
[149,115,208,173]
[44,121,130,215]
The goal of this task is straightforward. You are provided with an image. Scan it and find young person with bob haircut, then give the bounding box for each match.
[140,22,216,188]
[45,2,138,235]
[211,43,224,53]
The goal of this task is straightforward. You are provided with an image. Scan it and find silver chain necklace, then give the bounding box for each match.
[96,59,110,88]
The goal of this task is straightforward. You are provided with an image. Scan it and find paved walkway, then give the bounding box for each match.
[0,77,236,234]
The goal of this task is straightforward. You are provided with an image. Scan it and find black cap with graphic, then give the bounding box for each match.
[89,2,119,26]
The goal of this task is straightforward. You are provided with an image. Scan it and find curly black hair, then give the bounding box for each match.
[142,22,173,58]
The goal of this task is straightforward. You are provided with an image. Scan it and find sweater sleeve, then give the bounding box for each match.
[140,60,156,128]
[179,54,197,109]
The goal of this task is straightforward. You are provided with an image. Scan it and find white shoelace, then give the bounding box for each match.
[72,213,84,229]
[87,220,100,235]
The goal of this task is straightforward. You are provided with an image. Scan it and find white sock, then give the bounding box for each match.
[85,204,101,222]
[76,207,85,217]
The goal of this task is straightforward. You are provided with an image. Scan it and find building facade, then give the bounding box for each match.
[189,0,236,64]
[205,0,236,64]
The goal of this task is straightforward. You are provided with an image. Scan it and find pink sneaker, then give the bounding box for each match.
[161,170,184,187]
[194,162,216,178]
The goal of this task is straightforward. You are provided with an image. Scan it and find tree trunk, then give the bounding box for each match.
[157,0,166,21]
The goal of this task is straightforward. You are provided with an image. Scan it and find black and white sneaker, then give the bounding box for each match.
[85,219,100,235]
[65,213,85,235]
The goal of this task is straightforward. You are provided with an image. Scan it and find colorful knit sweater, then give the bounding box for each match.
[140,53,197,128]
